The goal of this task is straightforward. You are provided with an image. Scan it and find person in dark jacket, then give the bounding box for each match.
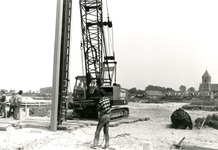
[0,90,7,118]
[7,93,16,118]
[91,89,111,149]
[14,90,23,120]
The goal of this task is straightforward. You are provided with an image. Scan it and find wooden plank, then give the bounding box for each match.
[0,115,150,131]
[0,123,12,131]
[139,117,150,121]
[182,145,218,150]
[109,122,120,127]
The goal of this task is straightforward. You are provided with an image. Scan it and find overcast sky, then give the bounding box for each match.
[0,0,218,92]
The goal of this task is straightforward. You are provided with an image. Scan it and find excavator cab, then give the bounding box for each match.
[73,76,98,99]
[71,76,98,118]
[72,75,130,119]
[73,76,86,99]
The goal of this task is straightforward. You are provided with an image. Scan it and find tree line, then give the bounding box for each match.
[1,85,196,96]
[129,85,196,95]
[0,87,52,94]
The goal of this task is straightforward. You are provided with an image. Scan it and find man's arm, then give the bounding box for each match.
[97,99,102,118]
[2,95,6,103]
[9,97,13,104]
[16,95,22,103]
[97,100,101,112]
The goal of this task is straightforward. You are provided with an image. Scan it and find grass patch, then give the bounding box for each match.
[182,105,218,111]
[190,101,218,106]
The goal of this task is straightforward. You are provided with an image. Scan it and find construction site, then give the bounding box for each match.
[1,102,218,150]
[1,0,218,150]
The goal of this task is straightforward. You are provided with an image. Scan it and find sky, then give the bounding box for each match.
[0,0,218,92]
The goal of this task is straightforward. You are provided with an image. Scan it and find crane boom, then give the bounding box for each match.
[80,0,116,98]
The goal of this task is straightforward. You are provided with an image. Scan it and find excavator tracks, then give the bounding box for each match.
[68,103,129,121]
[110,107,129,120]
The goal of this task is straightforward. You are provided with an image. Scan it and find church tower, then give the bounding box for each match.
[200,70,211,91]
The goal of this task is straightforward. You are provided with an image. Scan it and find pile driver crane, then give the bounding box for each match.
[71,0,129,119]
[51,0,129,128]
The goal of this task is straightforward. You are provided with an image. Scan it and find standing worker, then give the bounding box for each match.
[0,90,7,118]
[7,93,16,118]
[91,89,111,149]
[14,90,23,120]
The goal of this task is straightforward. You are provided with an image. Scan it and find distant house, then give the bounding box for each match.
[186,91,212,99]
[166,91,187,99]
[165,90,213,100]
[144,90,163,99]
[166,70,218,100]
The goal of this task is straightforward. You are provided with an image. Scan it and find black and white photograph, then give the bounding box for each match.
[0,0,218,149]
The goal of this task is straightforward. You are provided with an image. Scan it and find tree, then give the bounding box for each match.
[179,85,186,92]
[136,89,144,95]
[9,89,16,94]
[129,87,137,94]
[187,87,195,92]
[146,85,155,91]
[40,87,52,93]
[0,89,8,93]
[145,85,173,93]
[129,88,145,95]
[166,87,175,92]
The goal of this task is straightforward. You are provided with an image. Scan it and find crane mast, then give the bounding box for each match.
[80,0,116,98]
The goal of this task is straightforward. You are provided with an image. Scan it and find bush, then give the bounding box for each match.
[182,105,218,111]
[28,105,51,117]
[141,99,164,103]
[195,113,218,129]
[182,100,218,111]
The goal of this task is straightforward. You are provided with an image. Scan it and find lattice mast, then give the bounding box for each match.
[80,0,116,98]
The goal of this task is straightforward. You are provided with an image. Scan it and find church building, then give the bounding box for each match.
[199,70,218,93]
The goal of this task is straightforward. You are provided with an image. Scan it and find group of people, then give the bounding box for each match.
[0,90,23,120]
[0,88,110,148]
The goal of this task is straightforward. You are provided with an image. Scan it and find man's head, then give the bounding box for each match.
[99,89,106,97]
[1,90,5,94]
[18,90,23,95]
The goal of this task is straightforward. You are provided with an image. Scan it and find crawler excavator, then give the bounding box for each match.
[55,0,129,125]
[71,0,129,119]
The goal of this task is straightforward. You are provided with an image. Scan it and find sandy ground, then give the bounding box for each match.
[0,102,218,150]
